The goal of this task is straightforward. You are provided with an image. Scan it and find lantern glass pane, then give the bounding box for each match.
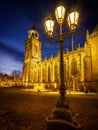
[55,5,66,24]
[45,19,54,36]
[67,11,79,30]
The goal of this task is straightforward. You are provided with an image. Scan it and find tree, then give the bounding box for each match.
[11,70,21,77]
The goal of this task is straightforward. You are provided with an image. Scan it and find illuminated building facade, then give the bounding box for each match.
[22,25,98,91]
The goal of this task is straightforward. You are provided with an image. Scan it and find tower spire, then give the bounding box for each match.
[86,29,89,41]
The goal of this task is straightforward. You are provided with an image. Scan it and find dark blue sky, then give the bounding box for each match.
[0,0,98,75]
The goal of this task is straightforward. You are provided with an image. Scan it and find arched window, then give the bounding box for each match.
[35,33,38,38]
[32,33,34,37]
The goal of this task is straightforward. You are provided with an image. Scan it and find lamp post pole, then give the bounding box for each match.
[44,4,82,130]
[72,34,75,91]
[59,38,66,104]
[58,23,66,106]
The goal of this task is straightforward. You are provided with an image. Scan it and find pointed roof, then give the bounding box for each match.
[90,24,98,37]
[31,25,36,30]
[93,24,98,33]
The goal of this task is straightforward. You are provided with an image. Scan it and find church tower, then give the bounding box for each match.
[22,27,42,86]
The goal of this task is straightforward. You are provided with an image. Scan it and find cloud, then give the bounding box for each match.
[0,53,23,75]
[0,41,24,74]
[0,41,24,62]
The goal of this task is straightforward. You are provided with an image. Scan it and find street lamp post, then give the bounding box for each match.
[44,3,82,130]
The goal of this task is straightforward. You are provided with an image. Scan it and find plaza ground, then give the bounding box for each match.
[0,87,98,130]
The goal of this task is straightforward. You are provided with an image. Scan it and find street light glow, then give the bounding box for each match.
[45,18,54,36]
[55,5,66,24]
[67,11,79,31]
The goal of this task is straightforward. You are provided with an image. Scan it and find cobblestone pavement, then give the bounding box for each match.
[0,87,98,130]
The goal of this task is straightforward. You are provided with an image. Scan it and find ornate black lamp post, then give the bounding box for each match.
[44,3,82,130]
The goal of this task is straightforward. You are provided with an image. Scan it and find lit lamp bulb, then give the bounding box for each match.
[45,18,54,36]
[55,5,66,24]
[67,11,79,31]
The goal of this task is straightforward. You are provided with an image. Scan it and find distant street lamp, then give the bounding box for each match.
[44,3,82,130]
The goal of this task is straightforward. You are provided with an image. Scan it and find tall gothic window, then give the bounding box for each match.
[84,57,87,81]
[64,63,66,80]
[34,69,35,82]
[54,64,58,81]
[42,67,44,82]
[35,45,37,53]
[48,66,51,82]
[38,68,39,82]
[71,58,77,77]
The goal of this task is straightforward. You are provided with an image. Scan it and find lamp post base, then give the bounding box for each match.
[46,118,83,130]
[46,99,83,130]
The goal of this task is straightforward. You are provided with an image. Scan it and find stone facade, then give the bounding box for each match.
[22,25,98,91]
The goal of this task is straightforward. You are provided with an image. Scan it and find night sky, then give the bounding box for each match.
[0,0,98,75]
